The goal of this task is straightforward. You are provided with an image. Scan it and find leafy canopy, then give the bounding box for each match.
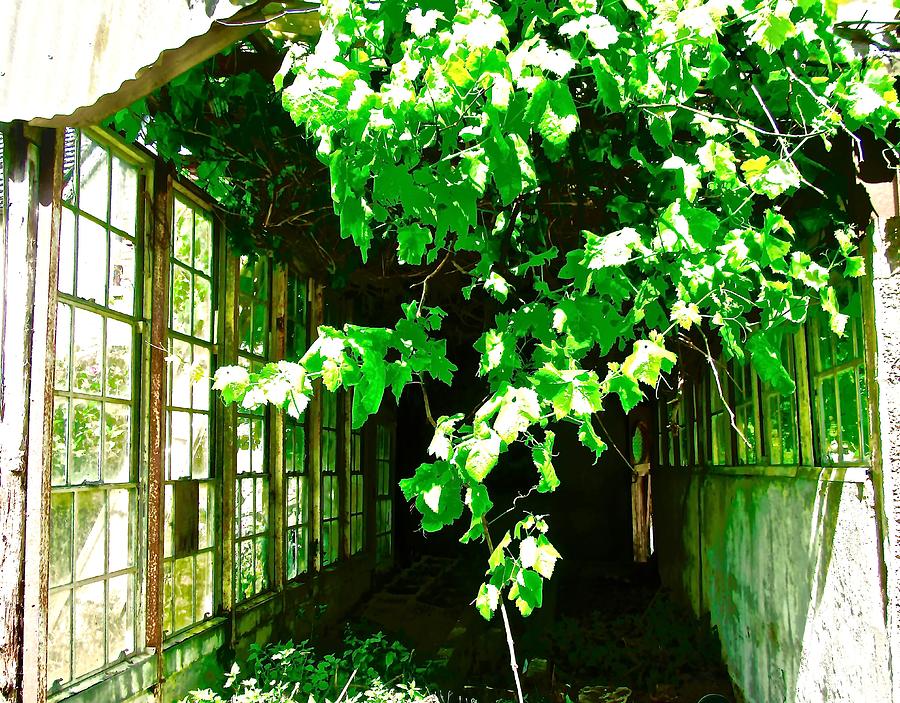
[208,0,897,621]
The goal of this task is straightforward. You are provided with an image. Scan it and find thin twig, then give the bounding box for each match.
[335,668,358,703]
[488,487,538,526]
[481,517,525,703]
[419,379,437,428]
[640,103,825,140]
[699,330,750,449]
[415,250,452,316]
[594,413,633,470]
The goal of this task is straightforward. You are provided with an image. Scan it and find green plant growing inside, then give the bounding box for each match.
[109,0,900,698]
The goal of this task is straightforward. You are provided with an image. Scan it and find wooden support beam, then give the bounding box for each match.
[0,124,40,703]
[20,127,63,703]
[271,265,287,591]
[221,254,238,622]
[308,280,323,573]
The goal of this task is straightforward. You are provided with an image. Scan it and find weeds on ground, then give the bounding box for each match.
[182,627,436,703]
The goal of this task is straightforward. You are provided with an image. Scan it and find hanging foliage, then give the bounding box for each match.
[196,0,898,623]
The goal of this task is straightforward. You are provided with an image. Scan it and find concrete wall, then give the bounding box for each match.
[865,176,900,703]
[654,469,892,703]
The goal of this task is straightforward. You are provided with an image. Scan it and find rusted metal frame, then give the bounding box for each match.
[271,265,287,591]
[0,124,40,703]
[221,254,238,637]
[20,127,63,703]
[146,165,172,697]
[308,280,323,573]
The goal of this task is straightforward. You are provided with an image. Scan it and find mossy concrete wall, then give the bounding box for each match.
[654,470,892,703]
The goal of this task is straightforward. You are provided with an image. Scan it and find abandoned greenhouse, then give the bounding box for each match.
[3,2,900,703]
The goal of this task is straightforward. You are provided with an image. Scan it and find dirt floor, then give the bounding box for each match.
[351,556,736,703]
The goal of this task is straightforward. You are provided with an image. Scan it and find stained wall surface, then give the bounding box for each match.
[654,470,893,703]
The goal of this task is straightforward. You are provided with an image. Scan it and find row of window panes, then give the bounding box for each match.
[375,425,393,565]
[163,194,217,637]
[321,390,340,567]
[660,302,869,469]
[49,131,140,690]
[350,427,364,556]
[285,275,310,579]
[47,132,396,692]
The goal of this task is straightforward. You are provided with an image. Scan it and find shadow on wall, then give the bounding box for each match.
[653,471,891,703]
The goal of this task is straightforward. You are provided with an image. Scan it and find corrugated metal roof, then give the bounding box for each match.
[0,0,267,125]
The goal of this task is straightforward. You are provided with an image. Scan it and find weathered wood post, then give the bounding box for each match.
[0,124,60,703]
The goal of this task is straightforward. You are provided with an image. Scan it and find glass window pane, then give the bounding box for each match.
[820,379,839,464]
[193,275,212,341]
[74,490,105,580]
[254,537,268,593]
[816,321,834,371]
[838,369,861,462]
[107,574,134,660]
[72,308,103,395]
[78,136,108,220]
[103,403,130,483]
[75,217,107,305]
[780,396,798,464]
[256,478,268,532]
[105,318,132,400]
[194,214,212,274]
[110,156,137,234]
[108,233,135,314]
[163,562,174,636]
[170,339,192,408]
[239,540,253,599]
[164,484,174,557]
[196,551,213,619]
[192,346,210,411]
[191,413,209,479]
[173,199,192,265]
[55,303,72,391]
[73,580,105,677]
[52,400,69,486]
[286,477,298,527]
[237,418,251,474]
[238,303,253,353]
[239,479,254,537]
[49,493,73,588]
[171,264,192,335]
[252,303,267,356]
[59,208,75,295]
[107,489,131,572]
[173,557,194,633]
[170,411,191,480]
[198,483,213,549]
[47,591,71,686]
[251,418,265,473]
[71,399,102,484]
